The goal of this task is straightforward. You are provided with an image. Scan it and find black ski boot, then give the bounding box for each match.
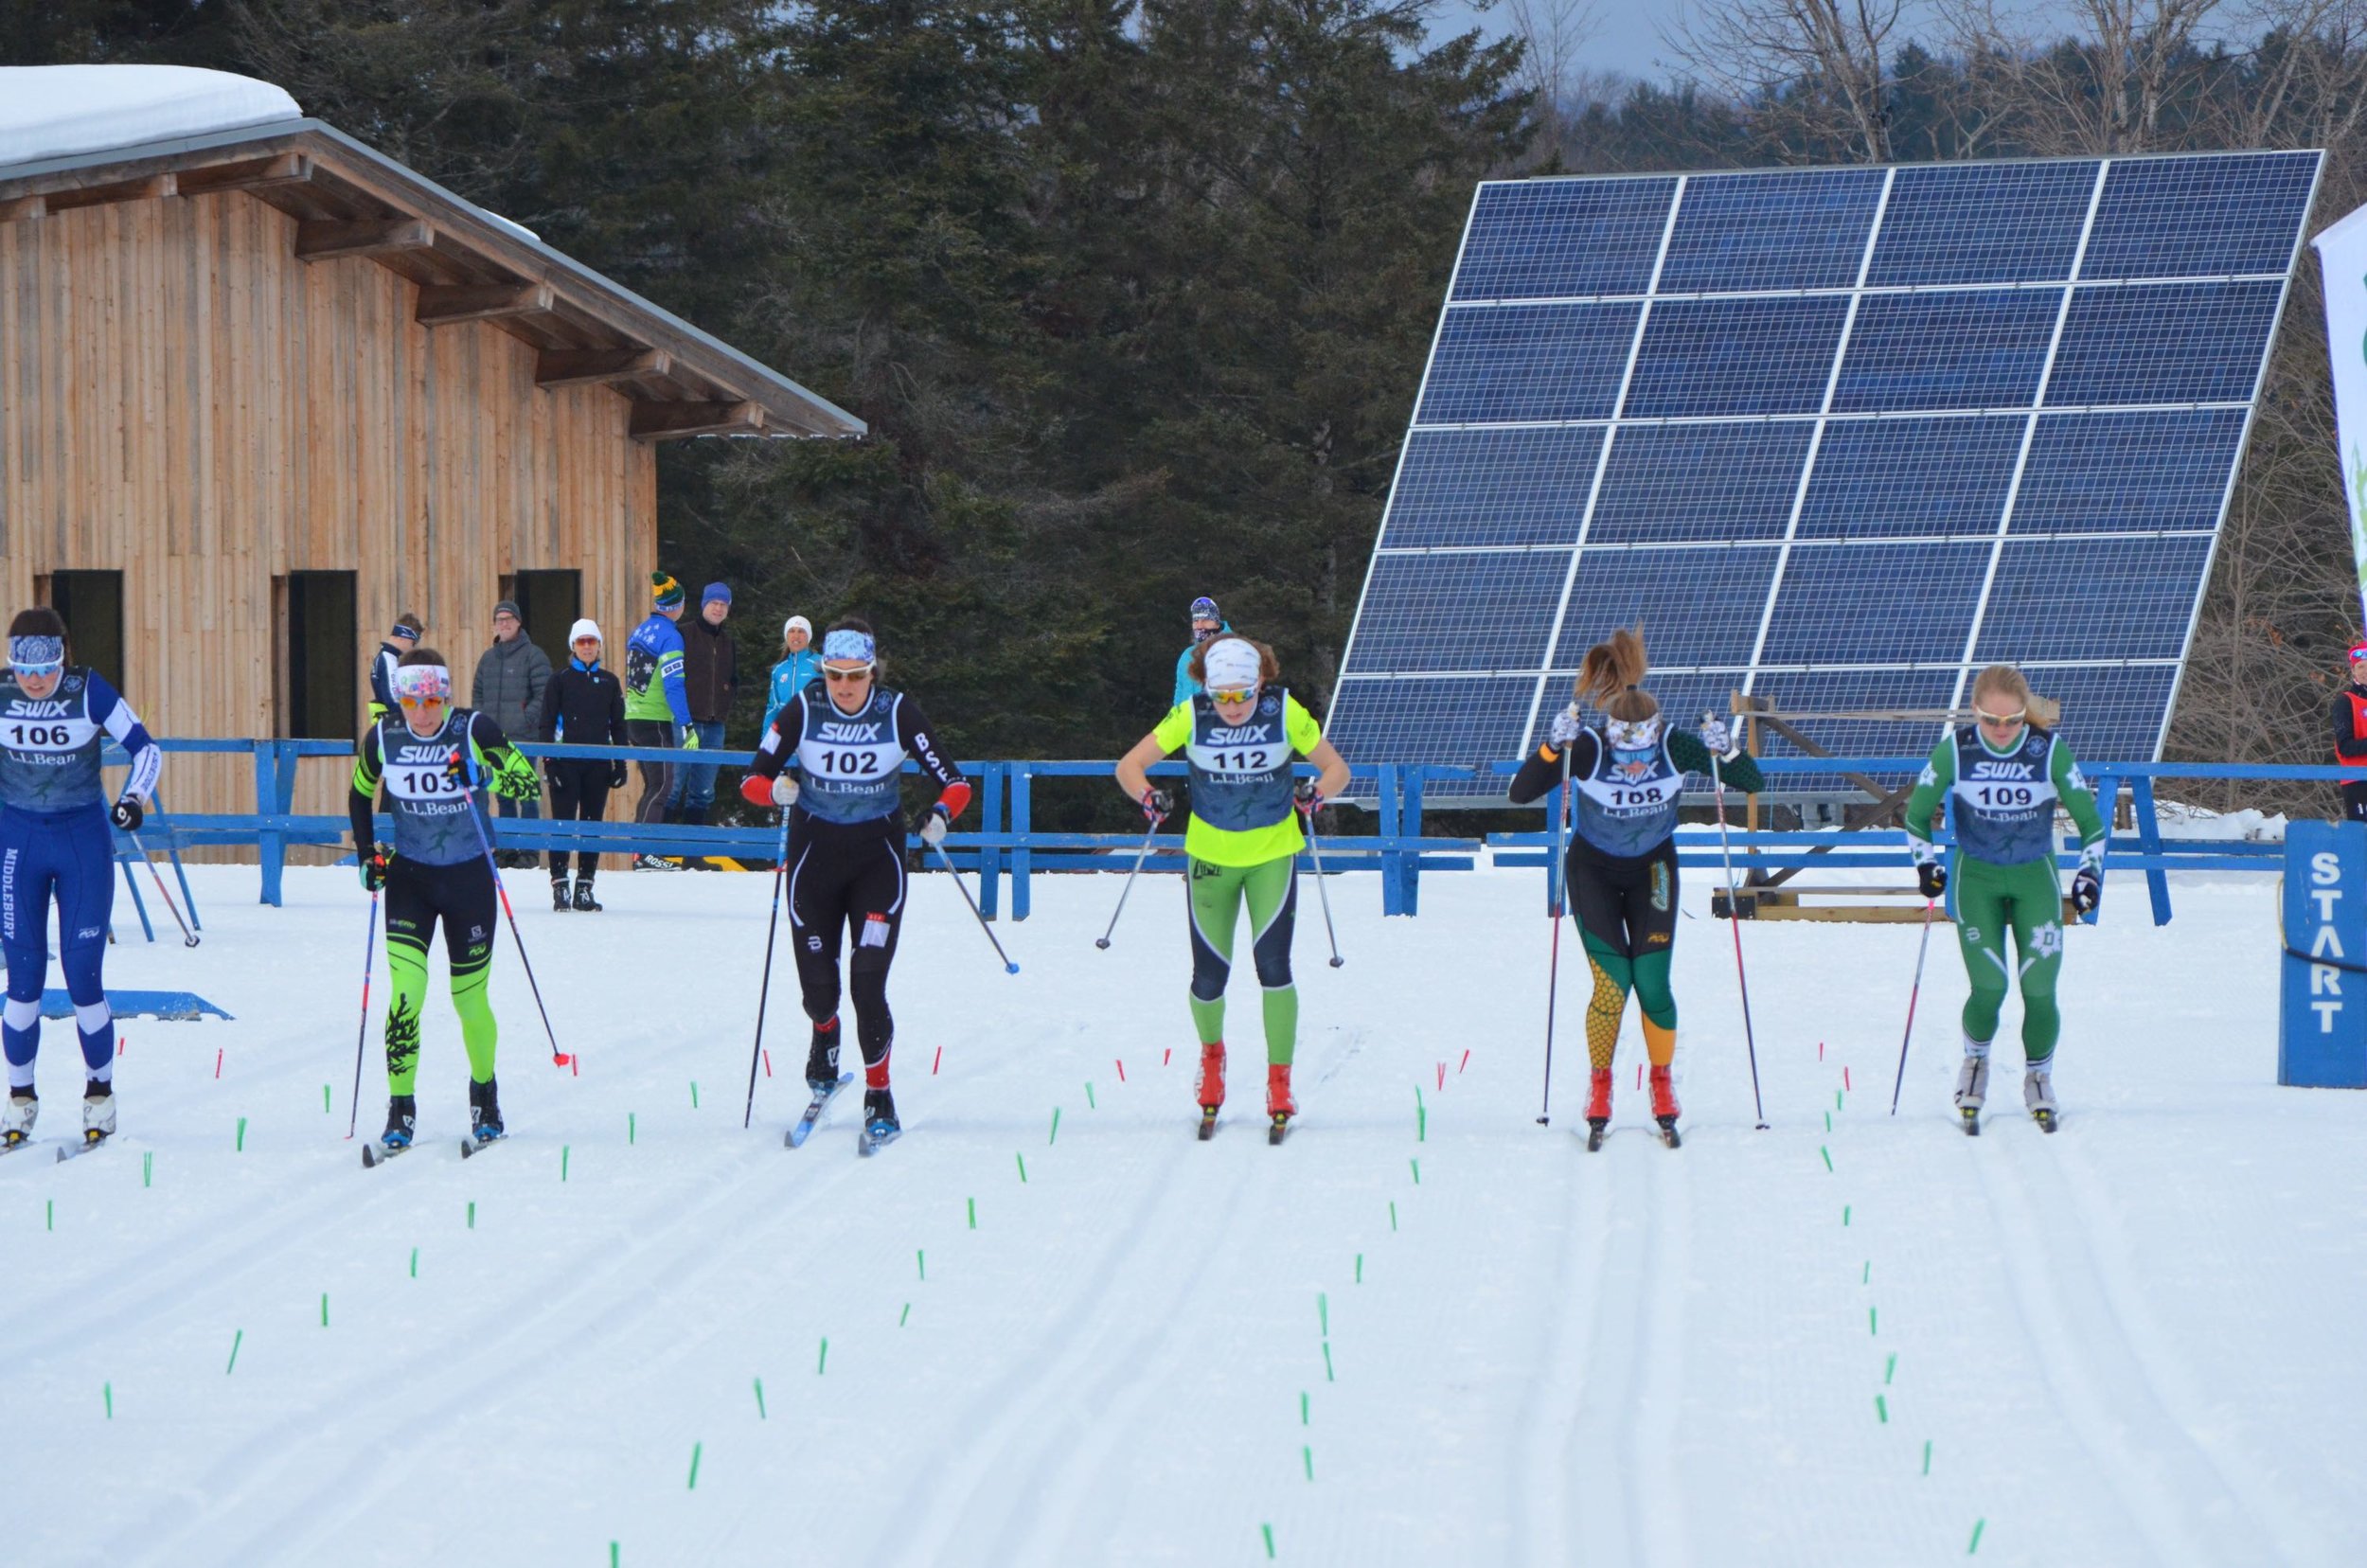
[552,876,571,912]
[469,1077,505,1142]
[573,877,602,912]
[383,1094,417,1150]
[807,1020,843,1093]
[859,1087,900,1154]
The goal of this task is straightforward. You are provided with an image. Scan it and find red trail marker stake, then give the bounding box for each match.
[932,1046,943,1076]
[214,1047,222,1079]
[1115,1059,1126,1082]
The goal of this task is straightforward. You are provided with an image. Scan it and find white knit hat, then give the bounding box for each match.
[568,618,602,645]
[1202,637,1262,691]
[785,615,813,638]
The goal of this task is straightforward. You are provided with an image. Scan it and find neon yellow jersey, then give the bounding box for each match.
[1151,692,1324,867]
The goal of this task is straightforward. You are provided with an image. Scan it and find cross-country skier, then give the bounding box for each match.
[0,608,162,1152]
[623,573,695,869]
[2333,637,2367,824]
[739,618,971,1150]
[1506,628,1760,1148]
[350,648,541,1152]
[1903,663,2106,1133]
[1114,635,1350,1139]
[1172,596,1229,707]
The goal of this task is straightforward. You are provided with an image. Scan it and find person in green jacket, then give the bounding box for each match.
[1904,663,2105,1133]
[1117,635,1349,1137]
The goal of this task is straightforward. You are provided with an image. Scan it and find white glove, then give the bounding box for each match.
[773,774,799,807]
[919,809,949,847]
[1547,704,1583,747]
[1699,715,1735,759]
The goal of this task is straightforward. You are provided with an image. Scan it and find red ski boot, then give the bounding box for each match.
[1266,1063,1296,1144]
[1649,1064,1682,1147]
[1584,1067,1613,1151]
[1195,1042,1226,1139]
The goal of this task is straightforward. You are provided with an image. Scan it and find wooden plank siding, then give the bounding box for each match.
[0,187,657,864]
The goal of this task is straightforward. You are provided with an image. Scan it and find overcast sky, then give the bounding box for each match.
[1426,0,1686,86]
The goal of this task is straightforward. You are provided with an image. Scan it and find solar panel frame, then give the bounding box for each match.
[1328,151,2323,795]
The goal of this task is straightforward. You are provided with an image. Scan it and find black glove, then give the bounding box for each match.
[610,760,629,790]
[111,796,143,832]
[1293,779,1323,812]
[361,844,392,893]
[2072,867,2101,916]
[1917,860,1947,900]
[1142,788,1173,822]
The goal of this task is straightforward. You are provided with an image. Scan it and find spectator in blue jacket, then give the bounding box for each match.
[1172,596,1231,707]
[763,615,820,739]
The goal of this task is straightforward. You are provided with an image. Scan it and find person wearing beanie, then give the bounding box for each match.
[1172,596,1231,706]
[472,599,551,867]
[368,613,425,723]
[537,619,630,910]
[669,581,740,840]
[763,615,820,740]
[1116,634,1350,1141]
[623,572,696,869]
[2334,637,2367,822]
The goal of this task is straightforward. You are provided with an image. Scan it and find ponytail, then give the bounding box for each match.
[1574,626,1657,723]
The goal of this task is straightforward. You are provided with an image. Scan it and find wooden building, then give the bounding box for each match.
[0,83,859,851]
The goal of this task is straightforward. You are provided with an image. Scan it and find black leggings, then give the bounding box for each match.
[545,761,614,877]
[626,719,676,828]
[1567,834,1680,959]
[787,823,906,1079]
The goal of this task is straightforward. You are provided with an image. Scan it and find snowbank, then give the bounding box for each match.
[0,65,300,169]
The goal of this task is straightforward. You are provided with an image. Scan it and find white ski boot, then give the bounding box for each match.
[82,1078,116,1141]
[1953,1042,1989,1135]
[2,1089,35,1148]
[2024,1063,2058,1133]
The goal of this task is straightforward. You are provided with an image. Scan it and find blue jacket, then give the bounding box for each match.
[1172,621,1234,707]
[624,611,691,727]
[763,649,822,739]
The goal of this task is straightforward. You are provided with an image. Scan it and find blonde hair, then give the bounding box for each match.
[1188,635,1280,686]
[1574,626,1658,723]
[1968,664,2059,730]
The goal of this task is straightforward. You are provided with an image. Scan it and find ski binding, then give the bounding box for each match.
[1268,1114,1291,1146]
[1197,1108,1218,1141]
[787,1074,856,1149]
[460,1128,507,1158]
[56,1130,109,1162]
[857,1120,900,1157]
[361,1136,413,1167]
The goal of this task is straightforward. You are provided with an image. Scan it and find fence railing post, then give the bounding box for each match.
[2130,774,2173,926]
[1012,763,1034,922]
[1378,763,1402,918]
[977,762,1003,920]
[254,739,285,908]
[1403,767,1427,917]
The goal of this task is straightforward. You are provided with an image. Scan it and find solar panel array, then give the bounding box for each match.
[1330,151,2323,793]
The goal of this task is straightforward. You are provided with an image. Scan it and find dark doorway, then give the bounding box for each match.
[507,570,581,669]
[46,571,124,692]
[280,571,359,739]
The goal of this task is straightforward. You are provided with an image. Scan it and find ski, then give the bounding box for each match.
[1657,1119,1682,1149]
[2031,1109,2058,1134]
[360,1138,413,1167]
[55,1131,109,1163]
[786,1074,857,1149]
[459,1130,507,1159]
[0,1134,40,1159]
[1960,1109,1982,1137]
[857,1122,900,1157]
[1197,1109,1218,1141]
[1268,1114,1291,1146]
[1586,1120,1608,1152]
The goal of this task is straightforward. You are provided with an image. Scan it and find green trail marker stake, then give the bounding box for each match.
[817,1337,828,1375]
[142,1151,151,1188]
[1318,1292,1328,1336]
[1049,1108,1060,1145]
[561,1146,570,1182]
[1262,1523,1275,1559]
[1355,1253,1363,1284]
[1876,1395,1888,1423]
[1410,1158,1421,1185]
[690,1080,700,1109]
[1322,1341,1334,1382]
[1825,1111,1832,1132]
[610,1545,620,1568]
[46,1199,53,1231]
[1886,1353,1897,1385]
[1417,1107,1426,1142]
[968,1198,977,1230]
[1863,1260,1871,1284]
[104,1381,112,1418]
[1016,1152,1027,1184]
[1389,1201,1398,1232]
[225,1329,242,1375]
[409,1247,418,1278]
[320,1292,329,1327]
[1837,1089,1844,1111]
[1300,1392,1309,1426]
[629,1113,636,1145]
[687,1441,702,1489]
[754,1378,767,1419]
[1086,1081,1096,1110]
[1870,1307,1878,1336]
[1968,1519,1984,1554]
[1820,1145,1833,1172]
[899,1303,911,1327]
[917,1249,926,1281]
[1303,1445,1314,1481]
[1923,1439,1933,1476]
[236,1116,247,1152]
[1842,1205,1852,1226]
[323,1083,330,1114]
[467,1201,476,1230]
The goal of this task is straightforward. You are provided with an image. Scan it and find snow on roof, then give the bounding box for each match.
[0,65,300,170]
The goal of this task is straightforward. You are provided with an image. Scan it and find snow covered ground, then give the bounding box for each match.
[8,858,2364,1568]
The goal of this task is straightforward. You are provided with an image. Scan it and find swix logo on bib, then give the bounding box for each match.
[795,687,907,823]
[377,715,479,865]
[1186,691,1293,832]
[0,671,104,810]
[1574,730,1682,858]
[1949,726,2060,866]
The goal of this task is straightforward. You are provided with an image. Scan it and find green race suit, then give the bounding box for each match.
[1903,724,2105,1063]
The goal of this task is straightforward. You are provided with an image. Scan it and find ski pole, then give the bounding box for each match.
[123,829,199,947]
[929,839,1020,974]
[1707,749,1769,1131]
[1889,897,1938,1114]
[461,785,573,1068]
[745,809,793,1129]
[1539,739,1575,1126]
[1299,798,1345,969]
[347,885,380,1139]
[1095,813,1166,951]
